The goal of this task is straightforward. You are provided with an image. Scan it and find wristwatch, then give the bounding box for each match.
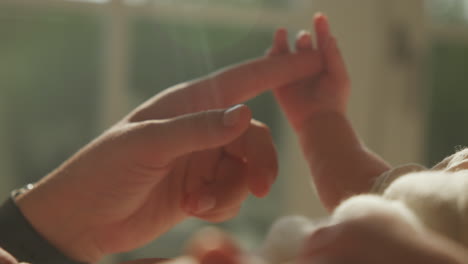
[10,183,35,199]
[1,183,84,264]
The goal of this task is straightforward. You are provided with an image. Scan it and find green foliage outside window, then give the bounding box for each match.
[122,16,285,261]
[426,0,468,24]
[0,8,102,193]
[0,6,286,261]
[426,40,468,165]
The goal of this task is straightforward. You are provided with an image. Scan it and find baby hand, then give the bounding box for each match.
[268,13,350,132]
[267,14,390,211]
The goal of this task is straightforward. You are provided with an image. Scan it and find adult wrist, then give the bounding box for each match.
[0,192,87,264]
[15,179,103,263]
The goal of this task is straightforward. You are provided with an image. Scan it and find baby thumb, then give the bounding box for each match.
[136,105,252,164]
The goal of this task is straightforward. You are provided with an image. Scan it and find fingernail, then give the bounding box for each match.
[224,105,244,127]
[195,194,216,214]
[297,30,311,39]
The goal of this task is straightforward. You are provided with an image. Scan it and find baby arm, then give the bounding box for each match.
[299,112,390,211]
[269,14,390,210]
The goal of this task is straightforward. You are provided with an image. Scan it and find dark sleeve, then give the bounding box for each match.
[0,197,86,264]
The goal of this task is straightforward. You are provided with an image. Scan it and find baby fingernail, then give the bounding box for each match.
[223,105,244,127]
[314,12,323,18]
[298,30,311,39]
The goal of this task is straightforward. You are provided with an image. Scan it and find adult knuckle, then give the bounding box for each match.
[126,121,166,150]
[196,110,216,129]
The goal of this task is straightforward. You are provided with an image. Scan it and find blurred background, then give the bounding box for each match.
[0,0,467,263]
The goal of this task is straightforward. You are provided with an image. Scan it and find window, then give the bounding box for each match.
[125,10,285,263]
[425,0,468,165]
[0,0,292,262]
[3,1,460,263]
[426,0,468,25]
[0,5,102,192]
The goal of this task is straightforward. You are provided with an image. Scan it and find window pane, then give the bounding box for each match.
[129,18,281,131]
[426,0,468,24]
[426,40,468,165]
[0,6,102,197]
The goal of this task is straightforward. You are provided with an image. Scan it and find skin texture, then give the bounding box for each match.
[123,216,468,264]
[267,14,390,211]
[147,14,468,264]
[14,52,323,263]
[8,12,467,264]
[300,212,468,264]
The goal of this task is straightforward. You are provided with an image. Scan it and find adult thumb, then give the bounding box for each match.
[133,104,252,164]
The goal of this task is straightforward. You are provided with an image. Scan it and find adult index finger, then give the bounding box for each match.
[128,51,323,121]
[186,51,323,112]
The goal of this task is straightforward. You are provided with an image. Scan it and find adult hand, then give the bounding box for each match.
[15,53,322,263]
[300,212,468,264]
